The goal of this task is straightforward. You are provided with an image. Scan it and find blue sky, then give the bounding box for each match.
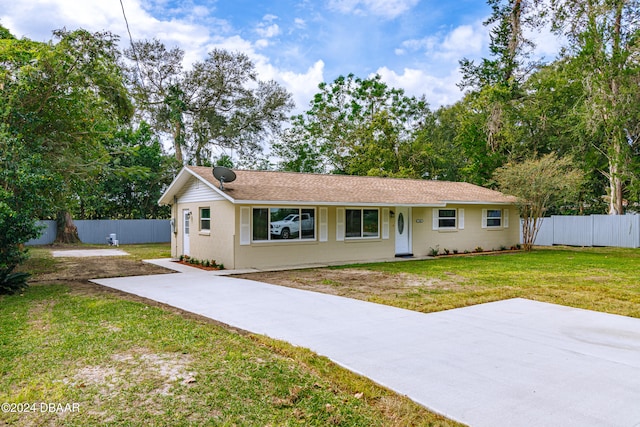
[0,0,560,112]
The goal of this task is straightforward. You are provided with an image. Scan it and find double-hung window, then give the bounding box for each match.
[483,209,508,228]
[200,208,211,231]
[437,209,457,229]
[485,209,502,228]
[433,208,464,231]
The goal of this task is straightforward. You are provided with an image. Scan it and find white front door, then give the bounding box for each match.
[183,209,190,256]
[395,207,411,255]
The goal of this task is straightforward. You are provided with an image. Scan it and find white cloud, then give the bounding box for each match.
[376,66,463,108]
[398,20,489,64]
[278,60,325,112]
[526,25,565,61]
[256,23,281,38]
[0,0,216,66]
[328,0,419,19]
[439,24,486,60]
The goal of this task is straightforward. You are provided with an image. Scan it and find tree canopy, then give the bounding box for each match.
[494,153,583,249]
[125,40,294,166]
[1,27,136,241]
[276,74,432,177]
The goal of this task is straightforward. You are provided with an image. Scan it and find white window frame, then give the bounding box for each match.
[482,208,510,229]
[344,208,380,239]
[199,207,211,232]
[432,208,464,231]
[251,207,317,242]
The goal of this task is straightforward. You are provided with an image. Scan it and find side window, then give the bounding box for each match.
[486,209,502,228]
[200,208,211,231]
[438,209,457,229]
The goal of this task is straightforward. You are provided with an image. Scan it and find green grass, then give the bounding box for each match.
[1,247,456,427]
[338,247,640,317]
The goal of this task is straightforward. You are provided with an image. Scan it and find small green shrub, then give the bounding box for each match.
[0,271,31,295]
[428,246,440,257]
[474,246,484,253]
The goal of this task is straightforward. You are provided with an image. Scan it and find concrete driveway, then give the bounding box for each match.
[92,265,640,427]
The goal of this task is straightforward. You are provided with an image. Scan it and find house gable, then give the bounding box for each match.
[177,176,225,203]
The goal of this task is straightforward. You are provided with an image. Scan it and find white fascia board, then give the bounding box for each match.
[158,168,191,206]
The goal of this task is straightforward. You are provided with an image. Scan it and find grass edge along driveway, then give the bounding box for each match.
[1,245,458,427]
[340,247,640,319]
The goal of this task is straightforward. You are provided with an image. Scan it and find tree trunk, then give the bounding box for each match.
[173,120,184,164]
[55,211,81,244]
[608,155,624,215]
[607,2,625,216]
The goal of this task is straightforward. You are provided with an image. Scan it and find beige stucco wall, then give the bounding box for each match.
[411,205,520,256]
[170,200,236,268]
[169,201,520,270]
[233,205,395,269]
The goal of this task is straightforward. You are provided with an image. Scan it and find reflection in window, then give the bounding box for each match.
[252,207,315,241]
[346,208,379,238]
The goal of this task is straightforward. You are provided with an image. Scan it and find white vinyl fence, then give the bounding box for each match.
[522,215,640,248]
[26,219,171,245]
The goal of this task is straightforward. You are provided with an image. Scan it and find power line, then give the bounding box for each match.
[119,0,145,90]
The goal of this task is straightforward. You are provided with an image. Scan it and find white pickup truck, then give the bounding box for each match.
[270,213,313,239]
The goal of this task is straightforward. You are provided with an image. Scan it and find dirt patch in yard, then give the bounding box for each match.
[26,249,249,331]
[33,256,171,284]
[235,268,462,302]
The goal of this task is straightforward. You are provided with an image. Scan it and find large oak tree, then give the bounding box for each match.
[125,41,294,166]
[1,27,133,243]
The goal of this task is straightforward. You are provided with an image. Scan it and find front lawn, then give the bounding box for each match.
[345,247,640,317]
[1,245,455,426]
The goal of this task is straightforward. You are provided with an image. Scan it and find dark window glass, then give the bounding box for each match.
[487,209,502,227]
[252,208,269,240]
[438,209,456,228]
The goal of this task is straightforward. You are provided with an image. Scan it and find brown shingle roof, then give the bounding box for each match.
[186,166,516,206]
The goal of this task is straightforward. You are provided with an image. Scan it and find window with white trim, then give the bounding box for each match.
[345,208,379,238]
[438,209,457,229]
[252,207,316,241]
[199,208,210,231]
[485,209,502,228]
[432,208,464,230]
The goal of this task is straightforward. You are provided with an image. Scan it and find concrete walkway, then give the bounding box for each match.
[92,266,640,427]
